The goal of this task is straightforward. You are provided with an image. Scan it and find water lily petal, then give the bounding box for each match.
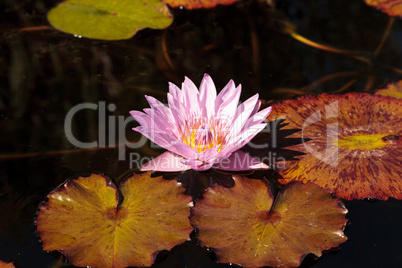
[132,106,176,136]
[133,115,175,140]
[133,128,197,159]
[215,83,241,123]
[215,79,235,107]
[181,159,213,171]
[198,147,219,163]
[167,93,186,128]
[144,95,167,112]
[144,95,175,123]
[130,110,150,127]
[215,80,237,108]
[231,94,260,136]
[141,101,177,136]
[182,76,201,117]
[214,150,268,170]
[236,123,267,147]
[140,151,192,171]
[242,106,272,128]
[131,74,271,172]
[199,74,217,118]
[250,99,262,115]
[221,123,267,157]
[168,81,182,100]
[132,126,170,146]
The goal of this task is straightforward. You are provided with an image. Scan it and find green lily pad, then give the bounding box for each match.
[47,0,173,40]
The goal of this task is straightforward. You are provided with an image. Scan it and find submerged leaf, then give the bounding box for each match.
[375,80,402,98]
[191,176,347,268]
[268,93,402,200]
[47,0,173,40]
[364,0,402,16]
[36,172,192,268]
[166,0,242,9]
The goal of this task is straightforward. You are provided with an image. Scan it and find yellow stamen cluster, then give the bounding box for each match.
[178,118,230,153]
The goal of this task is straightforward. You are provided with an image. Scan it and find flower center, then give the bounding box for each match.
[179,118,230,153]
[337,134,388,150]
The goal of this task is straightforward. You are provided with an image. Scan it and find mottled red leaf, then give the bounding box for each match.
[375,80,402,98]
[166,0,241,9]
[191,176,348,268]
[364,0,402,16]
[268,93,402,200]
[36,172,192,268]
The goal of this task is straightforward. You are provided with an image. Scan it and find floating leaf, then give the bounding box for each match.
[268,93,402,200]
[166,0,242,9]
[47,0,173,40]
[36,172,192,268]
[363,0,402,16]
[0,261,15,268]
[191,176,348,268]
[375,80,402,98]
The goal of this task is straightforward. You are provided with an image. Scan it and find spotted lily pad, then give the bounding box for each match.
[36,172,192,268]
[47,0,173,40]
[166,0,241,9]
[268,93,402,200]
[375,80,402,98]
[191,176,348,268]
[364,0,402,16]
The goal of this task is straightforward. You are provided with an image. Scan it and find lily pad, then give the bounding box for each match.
[36,172,192,268]
[268,93,402,200]
[375,80,402,98]
[47,0,173,40]
[191,176,348,268]
[364,0,402,17]
[0,261,15,268]
[166,0,241,9]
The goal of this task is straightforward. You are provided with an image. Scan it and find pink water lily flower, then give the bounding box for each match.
[130,74,272,171]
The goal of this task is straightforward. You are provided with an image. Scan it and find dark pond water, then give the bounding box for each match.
[1,0,402,267]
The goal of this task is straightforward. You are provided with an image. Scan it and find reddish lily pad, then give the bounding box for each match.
[36,172,192,268]
[268,93,402,200]
[191,176,348,268]
[375,80,402,98]
[166,0,241,9]
[0,261,15,268]
[47,0,173,40]
[364,0,402,16]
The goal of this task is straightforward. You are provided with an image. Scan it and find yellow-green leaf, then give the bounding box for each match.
[36,172,192,268]
[47,0,173,40]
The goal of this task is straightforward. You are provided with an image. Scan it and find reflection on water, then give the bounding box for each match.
[0,0,402,267]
